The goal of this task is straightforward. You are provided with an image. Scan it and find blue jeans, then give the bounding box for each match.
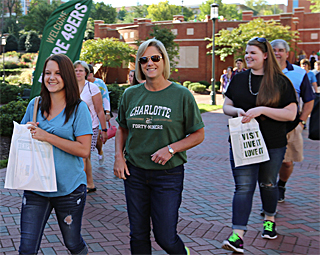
[124,162,186,255]
[19,184,88,255]
[229,146,286,231]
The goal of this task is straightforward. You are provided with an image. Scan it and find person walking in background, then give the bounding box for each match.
[309,50,318,62]
[87,64,111,165]
[298,50,307,62]
[300,59,318,92]
[74,60,107,194]
[19,54,92,254]
[113,38,205,255]
[222,66,233,96]
[222,37,298,253]
[270,39,314,203]
[231,58,246,78]
[220,69,227,92]
[312,61,320,90]
[128,69,140,85]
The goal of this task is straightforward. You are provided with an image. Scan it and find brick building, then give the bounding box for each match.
[94,5,319,84]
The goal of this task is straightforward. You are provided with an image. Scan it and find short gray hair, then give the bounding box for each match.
[135,38,171,81]
[270,39,290,53]
[73,60,90,78]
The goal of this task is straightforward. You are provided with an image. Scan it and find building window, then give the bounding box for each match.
[124,33,128,39]
[176,46,199,68]
[130,32,134,38]
[311,33,318,40]
[187,28,194,35]
[119,34,123,40]
[171,29,178,35]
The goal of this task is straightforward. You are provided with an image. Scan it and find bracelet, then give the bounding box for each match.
[101,128,107,132]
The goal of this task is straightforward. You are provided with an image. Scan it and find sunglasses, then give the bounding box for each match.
[251,37,267,43]
[139,55,162,64]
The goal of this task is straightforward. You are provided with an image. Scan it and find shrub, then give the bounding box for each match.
[190,84,207,93]
[188,82,201,90]
[4,61,20,69]
[199,80,211,88]
[5,34,18,52]
[25,31,41,53]
[183,81,191,87]
[0,83,31,104]
[18,34,27,51]
[21,53,33,62]
[4,51,20,58]
[0,100,29,136]
[107,83,126,111]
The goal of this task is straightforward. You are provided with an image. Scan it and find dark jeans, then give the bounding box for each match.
[19,184,88,255]
[124,162,187,255]
[229,146,286,231]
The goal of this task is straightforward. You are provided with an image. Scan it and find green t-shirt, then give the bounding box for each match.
[116,82,204,170]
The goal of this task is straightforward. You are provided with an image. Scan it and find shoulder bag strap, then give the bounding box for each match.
[33,96,40,122]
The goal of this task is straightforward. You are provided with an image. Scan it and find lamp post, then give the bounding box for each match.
[210,3,219,105]
[1,37,4,81]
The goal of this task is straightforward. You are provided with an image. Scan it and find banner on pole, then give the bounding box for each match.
[30,0,92,98]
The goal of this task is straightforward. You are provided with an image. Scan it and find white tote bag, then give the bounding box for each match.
[229,117,270,167]
[4,97,57,192]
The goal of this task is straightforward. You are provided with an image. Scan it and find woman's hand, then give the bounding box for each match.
[241,107,264,123]
[101,130,107,144]
[113,155,130,180]
[151,146,172,166]
[27,121,47,142]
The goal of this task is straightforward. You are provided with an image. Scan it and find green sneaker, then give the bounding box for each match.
[262,220,277,239]
[222,232,244,253]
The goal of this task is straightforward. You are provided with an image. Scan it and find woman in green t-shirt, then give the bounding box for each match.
[114,38,205,254]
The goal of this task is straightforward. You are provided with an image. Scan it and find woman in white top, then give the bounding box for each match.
[74,60,107,193]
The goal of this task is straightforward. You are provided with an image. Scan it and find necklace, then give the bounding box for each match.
[248,71,259,96]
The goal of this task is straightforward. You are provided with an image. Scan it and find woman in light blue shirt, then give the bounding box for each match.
[19,54,92,255]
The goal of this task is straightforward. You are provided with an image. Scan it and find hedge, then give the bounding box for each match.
[0,100,29,136]
[0,83,31,104]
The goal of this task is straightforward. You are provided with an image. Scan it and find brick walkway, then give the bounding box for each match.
[0,94,319,254]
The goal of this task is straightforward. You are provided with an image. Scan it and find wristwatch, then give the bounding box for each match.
[299,119,306,125]
[168,145,174,156]
[101,128,108,132]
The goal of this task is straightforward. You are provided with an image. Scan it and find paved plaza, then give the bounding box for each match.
[0,93,319,254]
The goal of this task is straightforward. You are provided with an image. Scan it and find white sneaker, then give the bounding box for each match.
[98,153,104,165]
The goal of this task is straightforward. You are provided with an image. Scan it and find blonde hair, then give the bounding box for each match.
[135,38,171,81]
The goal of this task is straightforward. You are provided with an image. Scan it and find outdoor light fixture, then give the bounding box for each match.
[210,3,219,105]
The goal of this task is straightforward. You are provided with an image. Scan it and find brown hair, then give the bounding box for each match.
[247,38,291,107]
[40,54,80,124]
[300,58,310,68]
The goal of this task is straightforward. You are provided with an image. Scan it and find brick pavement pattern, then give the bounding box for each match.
[0,94,319,254]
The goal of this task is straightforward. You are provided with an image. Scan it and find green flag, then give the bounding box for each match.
[30,0,92,98]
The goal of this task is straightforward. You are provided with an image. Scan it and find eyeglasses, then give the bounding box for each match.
[139,55,162,64]
[251,37,267,43]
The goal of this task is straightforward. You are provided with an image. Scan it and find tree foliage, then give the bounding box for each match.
[199,0,241,21]
[80,38,136,82]
[309,0,320,12]
[123,4,149,23]
[147,1,181,21]
[244,0,268,15]
[207,18,299,61]
[117,7,127,21]
[25,31,41,52]
[149,25,180,72]
[6,0,22,19]
[90,2,117,24]
[20,0,60,34]
[5,34,18,52]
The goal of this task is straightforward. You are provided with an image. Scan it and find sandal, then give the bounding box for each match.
[87,187,97,193]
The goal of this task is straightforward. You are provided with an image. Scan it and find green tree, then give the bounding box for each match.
[90,2,117,24]
[147,1,180,21]
[25,31,41,52]
[117,7,127,21]
[199,0,241,21]
[3,18,21,39]
[6,0,22,19]
[5,34,18,52]
[20,0,60,34]
[123,4,149,23]
[149,25,179,72]
[244,0,268,15]
[207,18,299,61]
[18,34,27,51]
[263,4,284,15]
[181,6,195,21]
[80,38,136,82]
[309,0,320,12]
